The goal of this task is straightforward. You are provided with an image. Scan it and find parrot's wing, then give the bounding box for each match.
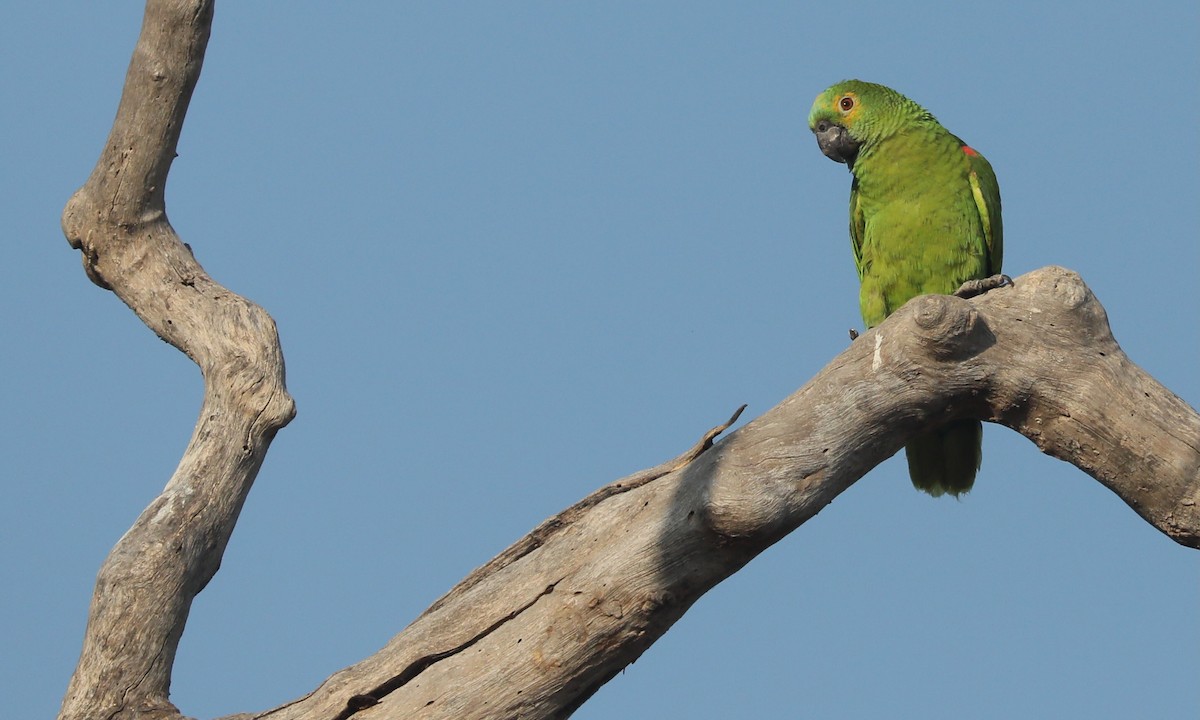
[849,177,866,279]
[964,147,1003,275]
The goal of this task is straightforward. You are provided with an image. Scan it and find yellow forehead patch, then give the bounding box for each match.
[832,90,861,124]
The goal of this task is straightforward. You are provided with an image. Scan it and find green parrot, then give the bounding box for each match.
[807,79,1003,497]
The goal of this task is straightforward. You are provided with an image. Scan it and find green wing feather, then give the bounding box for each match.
[848,177,866,280]
[965,149,1003,275]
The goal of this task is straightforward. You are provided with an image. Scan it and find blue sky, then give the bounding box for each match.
[3,2,1197,718]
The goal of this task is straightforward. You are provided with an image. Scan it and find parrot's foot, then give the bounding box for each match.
[848,328,860,341]
[954,274,1013,299]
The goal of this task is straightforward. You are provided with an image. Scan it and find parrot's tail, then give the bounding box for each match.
[905,419,982,497]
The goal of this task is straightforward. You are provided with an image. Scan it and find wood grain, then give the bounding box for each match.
[59,3,1197,719]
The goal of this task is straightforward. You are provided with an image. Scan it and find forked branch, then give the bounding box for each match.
[59,3,1198,720]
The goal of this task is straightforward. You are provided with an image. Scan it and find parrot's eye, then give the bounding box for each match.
[839,96,855,112]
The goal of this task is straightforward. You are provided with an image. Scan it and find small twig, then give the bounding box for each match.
[421,404,748,617]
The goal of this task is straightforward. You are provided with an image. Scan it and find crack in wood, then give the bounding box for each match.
[334,580,565,719]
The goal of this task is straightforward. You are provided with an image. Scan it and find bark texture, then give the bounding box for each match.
[244,266,1197,720]
[60,3,1198,720]
[59,2,295,719]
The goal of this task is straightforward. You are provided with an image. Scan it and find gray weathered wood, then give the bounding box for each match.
[58,2,295,719]
[245,266,1198,720]
[59,3,1198,720]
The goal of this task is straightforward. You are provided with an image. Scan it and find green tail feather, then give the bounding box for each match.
[905,420,982,497]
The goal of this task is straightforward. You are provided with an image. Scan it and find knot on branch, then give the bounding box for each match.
[1006,266,1096,315]
[907,294,995,360]
[62,190,115,290]
[1039,267,1091,310]
[1010,267,1115,348]
[61,189,88,252]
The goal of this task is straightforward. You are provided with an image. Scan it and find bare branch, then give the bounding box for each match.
[58,3,295,719]
[60,4,1198,720]
[246,266,1197,720]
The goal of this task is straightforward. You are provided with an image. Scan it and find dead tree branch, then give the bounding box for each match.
[59,3,1197,720]
[247,266,1198,720]
[59,2,295,719]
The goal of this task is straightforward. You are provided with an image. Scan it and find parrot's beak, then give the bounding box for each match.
[812,120,860,171]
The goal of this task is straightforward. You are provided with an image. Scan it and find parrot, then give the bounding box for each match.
[807,79,1003,497]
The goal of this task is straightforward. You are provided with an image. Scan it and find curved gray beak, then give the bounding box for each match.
[813,120,860,171]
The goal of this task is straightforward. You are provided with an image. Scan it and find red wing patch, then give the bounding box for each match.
[962,145,980,157]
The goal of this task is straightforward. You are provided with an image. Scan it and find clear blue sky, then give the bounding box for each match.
[4,2,1197,718]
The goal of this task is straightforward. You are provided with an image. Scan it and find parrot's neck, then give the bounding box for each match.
[852,127,959,198]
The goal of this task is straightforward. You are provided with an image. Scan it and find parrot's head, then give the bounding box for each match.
[808,80,934,172]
